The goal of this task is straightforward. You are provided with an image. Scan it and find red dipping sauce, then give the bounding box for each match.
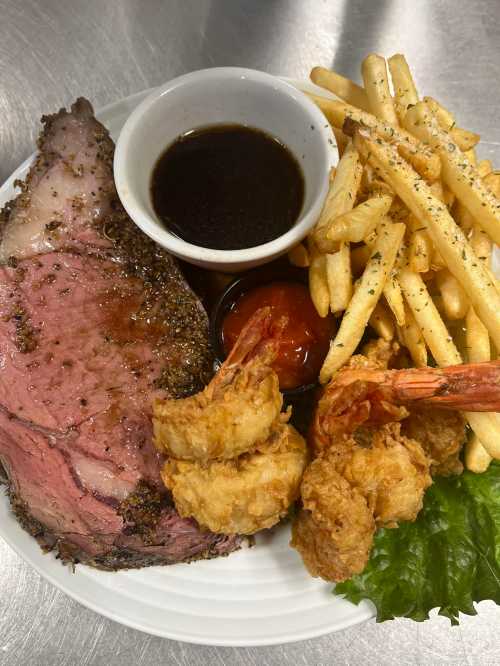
[222,281,335,390]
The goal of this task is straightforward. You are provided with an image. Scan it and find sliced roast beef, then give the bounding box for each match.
[0,98,242,569]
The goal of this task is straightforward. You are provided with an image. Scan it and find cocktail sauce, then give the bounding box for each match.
[222,281,334,389]
[151,124,304,250]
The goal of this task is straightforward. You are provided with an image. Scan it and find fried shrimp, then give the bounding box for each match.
[291,351,500,583]
[153,308,286,462]
[161,424,308,535]
[291,457,375,582]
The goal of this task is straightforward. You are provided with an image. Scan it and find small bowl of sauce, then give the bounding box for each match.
[114,67,336,272]
[211,266,335,395]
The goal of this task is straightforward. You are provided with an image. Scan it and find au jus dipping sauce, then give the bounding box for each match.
[151,124,304,250]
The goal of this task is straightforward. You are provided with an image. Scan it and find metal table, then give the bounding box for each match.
[1,0,499,663]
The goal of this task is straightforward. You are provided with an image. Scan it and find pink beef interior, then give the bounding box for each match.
[0,98,241,569]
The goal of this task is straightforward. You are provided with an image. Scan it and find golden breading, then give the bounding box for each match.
[161,425,308,535]
[291,460,375,582]
[153,307,285,462]
[402,405,466,476]
[336,423,432,526]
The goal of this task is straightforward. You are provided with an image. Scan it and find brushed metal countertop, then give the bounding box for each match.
[1,1,500,663]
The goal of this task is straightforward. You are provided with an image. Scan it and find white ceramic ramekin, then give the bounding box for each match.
[114,67,335,272]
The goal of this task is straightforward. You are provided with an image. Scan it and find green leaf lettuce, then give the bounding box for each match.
[335,463,500,624]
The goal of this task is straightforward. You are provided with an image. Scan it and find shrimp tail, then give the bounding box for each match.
[389,360,500,411]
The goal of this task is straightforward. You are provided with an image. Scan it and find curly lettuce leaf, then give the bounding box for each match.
[335,463,500,624]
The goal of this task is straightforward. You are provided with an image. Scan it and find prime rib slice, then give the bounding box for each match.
[0,98,241,569]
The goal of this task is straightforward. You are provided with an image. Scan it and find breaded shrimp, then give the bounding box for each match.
[162,424,308,535]
[153,308,286,462]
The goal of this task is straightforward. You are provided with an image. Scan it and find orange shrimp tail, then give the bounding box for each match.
[223,306,287,369]
[390,360,500,411]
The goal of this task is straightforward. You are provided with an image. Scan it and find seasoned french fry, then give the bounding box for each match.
[319,223,405,383]
[316,194,392,251]
[361,54,399,125]
[383,268,405,326]
[288,242,309,268]
[310,66,371,111]
[401,303,427,366]
[403,102,500,246]
[408,229,432,273]
[332,127,349,156]
[464,148,477,165]
[470,225,492,265]
[309,94,441,181]
[399,269,500,459]
[466,306,490,364]
[484,171,500,197]
[422,96,454,130]
[435,269,469,320]
[477,159,493,178]
[350,244,371,276]
[308,241,330,318]
[465,434,492,473]
[465,306,493,471]
[315,141,361,235]
[326,242,352,313]
[352,126,500,351]
[369,301,395,340]
[450,127,480,152]
[388,54,419,122]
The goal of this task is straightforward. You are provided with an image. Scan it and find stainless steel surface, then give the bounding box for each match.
[1,0,499,662]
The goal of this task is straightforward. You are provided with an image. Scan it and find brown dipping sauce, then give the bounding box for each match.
[151,124,304,250]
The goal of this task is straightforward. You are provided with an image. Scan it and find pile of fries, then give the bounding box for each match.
[289,53,500,473]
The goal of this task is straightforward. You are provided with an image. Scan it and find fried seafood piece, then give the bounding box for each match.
[402,406,466,476]
[335,423,431,526]
[310,359,500,455]
[153,308,286,462]
[161,424,308,535]
[291,458,375,582]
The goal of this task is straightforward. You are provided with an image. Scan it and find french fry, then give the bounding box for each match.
[314,141,361,235]
[470,225,492,265]
[465,435,492,473]
[478,160,493,178]
[361,54,399,125]
[388,54,419,122]
[408,229,432,273]
[403,102,500,246]
[310,66,371,111]
[401,303,427,367]
[350,244,371,276]
[465,306,493,471]
[435,269,469,320]
[332,127,349,156]
[316,194,392,251]
[326,242,352,312]
[422,96,454,130]
[383,268,406,326]
[309,94,441,181]
[450,126,480,152]
[288,242,309,268]
[399,269,500,459]
[308,241,330,318]
[352,126,500,351]
[484,171,500,197]
[466,306,490,364]
[319,223,405,383]
[369,301,395,340]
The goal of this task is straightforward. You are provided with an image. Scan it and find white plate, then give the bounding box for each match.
[0,79,373,646]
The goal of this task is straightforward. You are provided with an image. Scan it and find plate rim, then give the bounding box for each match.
[0,77,373,646]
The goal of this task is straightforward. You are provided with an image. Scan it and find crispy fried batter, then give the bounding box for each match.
[153,308,285,462]
[291,459,375,582]
[336,423,432,525]
[161,425,308,535]
[402,405,466,476]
